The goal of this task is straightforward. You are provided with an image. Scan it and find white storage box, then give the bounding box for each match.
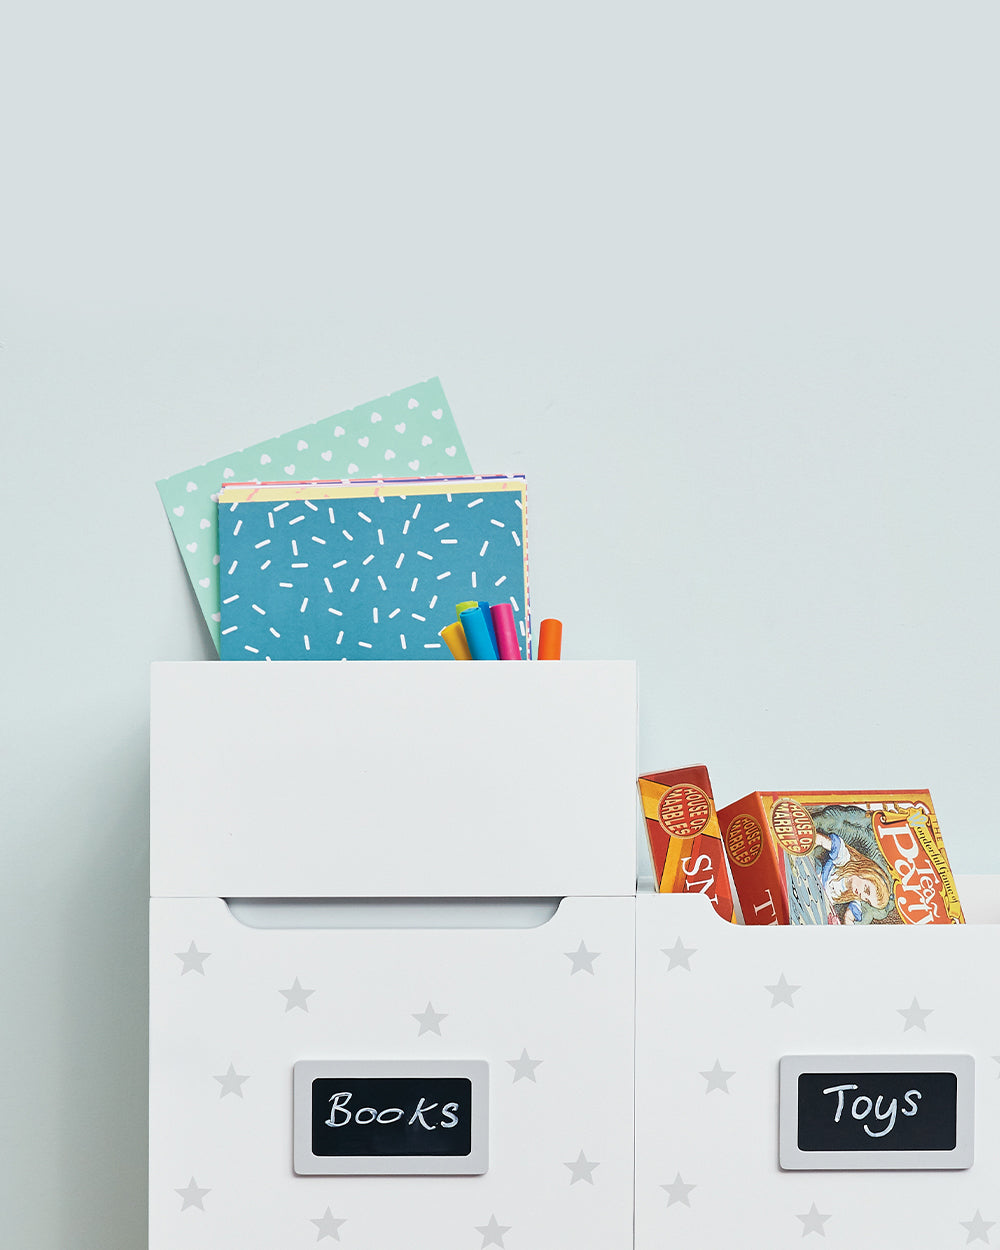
[634,886,1000,1249]
[149,661,637,1250]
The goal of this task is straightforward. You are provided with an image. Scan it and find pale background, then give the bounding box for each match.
[2,2,998,1245]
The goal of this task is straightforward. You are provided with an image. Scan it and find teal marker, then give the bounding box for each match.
[460,606,498,660]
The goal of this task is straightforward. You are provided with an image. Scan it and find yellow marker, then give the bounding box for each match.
[440,620,473,660]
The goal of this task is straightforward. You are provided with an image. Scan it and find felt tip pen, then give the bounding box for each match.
[477,601,501,657]
[490,603,522,660]
[440,620,473,660]
[459,606,498,660]
[537,618,562,660]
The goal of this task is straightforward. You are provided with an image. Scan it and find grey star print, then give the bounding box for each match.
[174,1177,210,1211]
[700,1060,734,1093]
[661,1173,696,1206]
[214,1063,250,1098]
[662,938,696,971]
[476,1214,511,1247]
[897,996,932,1031]
[960,1210,996,1244]
[507,1049,543,1083]
[412,1002,447,1035]
[796,1202,831,1236]
[565,941,600,975]
[175,942,211,975]
[564,1150,599,1184]
[764,973,800,1007]
[279,978,314,1012]
[311,1207,347,1240]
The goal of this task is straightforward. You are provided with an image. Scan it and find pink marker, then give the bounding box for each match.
[490,603,522,660]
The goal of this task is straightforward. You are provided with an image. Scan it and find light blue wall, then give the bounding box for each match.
[3,2,999,1244]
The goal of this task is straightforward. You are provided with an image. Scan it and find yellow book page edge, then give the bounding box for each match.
[219,478,524,504]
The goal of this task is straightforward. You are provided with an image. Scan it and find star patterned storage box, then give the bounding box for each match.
[149,661,638,1250]
[633,887,999,1249]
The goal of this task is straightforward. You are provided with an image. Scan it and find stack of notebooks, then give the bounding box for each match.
[216,476,530,661]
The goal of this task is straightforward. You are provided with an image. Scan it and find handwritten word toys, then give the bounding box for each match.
[717,789,965,927]
[637,765,736,922]
[778,1054,975,1170]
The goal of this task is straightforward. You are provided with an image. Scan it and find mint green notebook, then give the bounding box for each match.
[156,378,472,650]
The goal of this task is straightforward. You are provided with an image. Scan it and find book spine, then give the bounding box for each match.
[718,792,789,926]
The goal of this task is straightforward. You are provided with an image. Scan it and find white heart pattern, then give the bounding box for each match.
[445,446,457,456]
[223,467,235,479]
[334,426,345,437]
[212,612,221,622]
[358,436,369,447]
[186,481,198,492]
[213,555,221,565]
[284,465,295,475]
[407,398,419,409]
[348,463,359,474]
[409,460,420,470]
[385,449,396,460]
[432,409,443,420]
[421,435,432,447]
[371,412,382,423]
[173,506,184,517]
[186,542,198,553]
[200,519,210,529]
[297,440,308,451]
[260,454,271,465]
[321,450,333,461]
[395,423,406,433]
[199,577,210,588]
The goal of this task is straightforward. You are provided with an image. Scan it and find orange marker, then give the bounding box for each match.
[440,620,473,660]
[537,618,562,660]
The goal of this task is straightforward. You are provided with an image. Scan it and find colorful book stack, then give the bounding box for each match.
[216,475,530,661]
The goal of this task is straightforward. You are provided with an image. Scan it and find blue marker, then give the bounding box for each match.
[460,606,498,660]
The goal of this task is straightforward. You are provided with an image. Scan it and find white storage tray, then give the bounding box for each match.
[150,895,636,1249]
[150,660,637,898]
[150,661,638,1249]
[634,882,1000,1249]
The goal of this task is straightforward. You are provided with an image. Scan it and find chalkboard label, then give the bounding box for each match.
[779,1055,974,1171]
[293,1060,489,1175]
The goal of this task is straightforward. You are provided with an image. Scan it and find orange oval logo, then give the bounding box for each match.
[658,783,712,840]
[725,813,764,867]
[770,799,816,856]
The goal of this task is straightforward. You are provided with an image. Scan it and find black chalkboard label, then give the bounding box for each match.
[796,1070,956,1152]
[311,1075,473,1157]
[293,1060,489,1175]
[779,1055,974,1171]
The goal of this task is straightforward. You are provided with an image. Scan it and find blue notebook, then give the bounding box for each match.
[217,477,529,660]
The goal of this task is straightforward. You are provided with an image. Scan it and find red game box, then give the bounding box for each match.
[637,765,736,922]
[717,789,965,926]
